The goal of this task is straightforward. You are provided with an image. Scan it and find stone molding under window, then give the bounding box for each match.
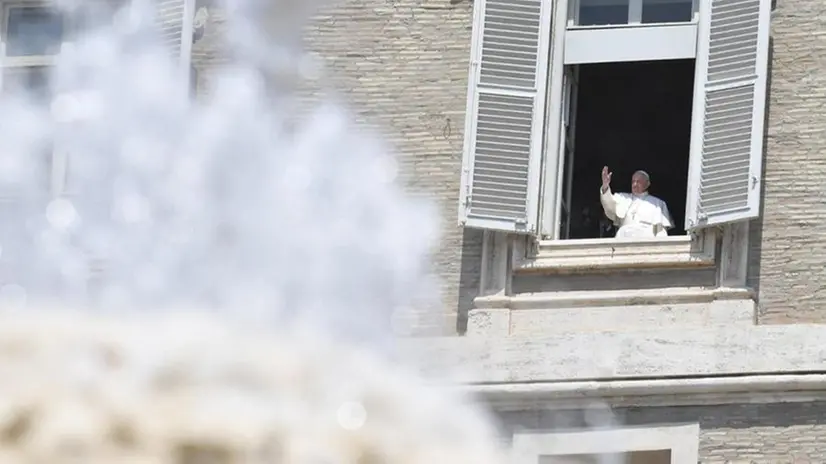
[512,423,700,464]
[513,230,715,274]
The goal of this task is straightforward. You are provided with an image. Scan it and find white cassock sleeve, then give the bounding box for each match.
[599,187,617,222]
[653,197,674,236]
[600,187,632,225]
[660,200,674,228]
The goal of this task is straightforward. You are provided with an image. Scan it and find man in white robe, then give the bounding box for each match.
[599,166,673,238]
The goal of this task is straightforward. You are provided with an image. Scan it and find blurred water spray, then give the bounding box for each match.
[0,1,633,463]
[0,0,514,462]
[0,0,442,343]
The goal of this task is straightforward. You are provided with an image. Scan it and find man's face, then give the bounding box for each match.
[631,173,649,195]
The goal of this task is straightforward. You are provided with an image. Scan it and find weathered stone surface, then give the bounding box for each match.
[302,0,479,335]
[403,325,826,383]
[749,0,826,323]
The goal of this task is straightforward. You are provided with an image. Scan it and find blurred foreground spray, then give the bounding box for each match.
[0,0,509,462]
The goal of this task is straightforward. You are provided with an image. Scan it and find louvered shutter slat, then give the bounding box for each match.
[458,0,552,233]
[685,0,770,230]
[155,0,195,84]
[157,0,185,58]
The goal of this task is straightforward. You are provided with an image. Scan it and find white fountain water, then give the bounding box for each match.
[0,0,509,463]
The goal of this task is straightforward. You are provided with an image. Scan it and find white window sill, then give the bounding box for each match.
[515,231,716,273]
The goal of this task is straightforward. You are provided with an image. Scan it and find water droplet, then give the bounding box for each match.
[51,90,104,123]
[336,401,367,431]
[0,284,27,311]
[0,154,23,182]
[115,193,151,224]
[46,198,79,231]
[283,163,312,192]
[298,54,323,81]
[373,155,398,184]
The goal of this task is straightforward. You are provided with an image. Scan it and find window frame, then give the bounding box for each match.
[511,423,700,464]
[460,0,768,282]
[0,0,197,201]
[540,1,702,244]
[533,0,724,271]
[568,0,700,27]
[1,1,65,67]
[0,0,68,200]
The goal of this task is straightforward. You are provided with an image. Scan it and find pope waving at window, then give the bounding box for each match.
[599,166,673,238]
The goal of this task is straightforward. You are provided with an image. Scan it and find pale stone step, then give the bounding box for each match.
[467,287,755,337]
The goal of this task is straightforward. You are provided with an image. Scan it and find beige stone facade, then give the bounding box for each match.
[296,0,826,334]
[750,0,826,324]
[302,0,478,335]
[291,0,826,462]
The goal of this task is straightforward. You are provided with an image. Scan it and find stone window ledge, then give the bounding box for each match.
[474,286,753,310]
[515,232,716,273]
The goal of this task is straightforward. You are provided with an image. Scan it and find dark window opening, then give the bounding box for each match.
[542,450,672,464]
[578,0,630,26]
[642,0,694,23]
[563,59,695,239]
[6,7,64,57]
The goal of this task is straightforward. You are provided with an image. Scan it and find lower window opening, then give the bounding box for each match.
[544,449,672,464]
[561,59,695,240]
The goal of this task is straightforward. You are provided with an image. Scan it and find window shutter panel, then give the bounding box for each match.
[458,0,552,234]
[156,0,195,71]
[685,0,771,230]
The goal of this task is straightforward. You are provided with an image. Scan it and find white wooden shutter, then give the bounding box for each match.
[156,0,195,75]
[685,0,771,230]
[458,0,553,234]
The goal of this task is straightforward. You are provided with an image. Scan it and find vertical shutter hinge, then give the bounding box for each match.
[752,176,759,190]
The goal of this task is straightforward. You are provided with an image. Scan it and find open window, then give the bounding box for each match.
[460,0,771,248]
[559,59,695,239]
[544,450,671,464]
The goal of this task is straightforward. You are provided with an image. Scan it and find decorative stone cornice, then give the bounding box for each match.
[460,374,826,410]
[400,325,826,389]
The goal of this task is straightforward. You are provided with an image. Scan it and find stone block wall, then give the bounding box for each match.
[301,0,481,334]
[749,0,826,323]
